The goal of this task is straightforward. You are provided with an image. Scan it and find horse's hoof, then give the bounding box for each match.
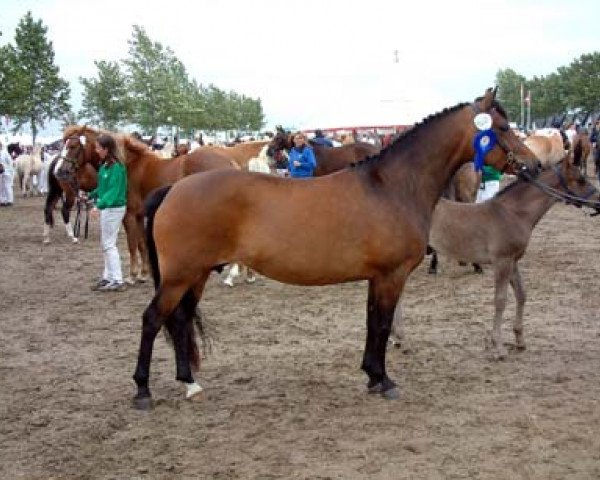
[72,238,79,244]
[137,276,148,284]
[223,279,234,288]
[43,238,50,245]
[187,390,204,402]
[245,276,256,284]
[124,277,136,286]
[132,395,153,410]
[428,268,437,275]
[381,387,400,400]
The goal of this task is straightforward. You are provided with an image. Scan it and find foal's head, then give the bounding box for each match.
[266,130,293,158]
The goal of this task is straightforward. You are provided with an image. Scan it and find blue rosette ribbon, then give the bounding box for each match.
[473,129,497,172]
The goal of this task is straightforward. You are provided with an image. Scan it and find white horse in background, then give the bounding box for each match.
[158,141,175,159]
[15,146,44,196]
[222,145,272,287]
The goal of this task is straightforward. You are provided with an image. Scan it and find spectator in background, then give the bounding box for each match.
[311,129,334,148]
[0,141,14,206]
[288,132,316,178]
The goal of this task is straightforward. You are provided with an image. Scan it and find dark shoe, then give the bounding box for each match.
[91,279,110,291]
[99,281,126,292]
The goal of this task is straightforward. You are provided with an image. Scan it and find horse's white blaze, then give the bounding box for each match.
[185,382,203,399]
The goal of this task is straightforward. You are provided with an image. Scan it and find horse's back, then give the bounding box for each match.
[524,135,563,166]
[183,148,240,175]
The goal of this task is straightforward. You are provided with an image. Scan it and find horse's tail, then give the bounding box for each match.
[144,186,172,289]
[146,186,207,371]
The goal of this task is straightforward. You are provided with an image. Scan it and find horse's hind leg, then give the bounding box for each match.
[43,190,60,244]
[509,264,526,351]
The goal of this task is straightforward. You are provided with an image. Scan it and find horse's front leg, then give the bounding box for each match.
[488,260,514,360]
[361,274,405,400]
[61,195,78,244]
[122,212,139,285]
[509,264,527,351]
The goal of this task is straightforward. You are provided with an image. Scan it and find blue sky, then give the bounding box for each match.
[1,0,598,137]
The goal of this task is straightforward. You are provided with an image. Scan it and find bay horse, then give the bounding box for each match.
[392,153,600,359]
[267,133,381,176]
[62,125,240,284]
[131,88,540,409]
[43,136,99,244]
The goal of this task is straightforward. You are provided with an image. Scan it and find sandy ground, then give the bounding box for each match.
[1,193,600,480]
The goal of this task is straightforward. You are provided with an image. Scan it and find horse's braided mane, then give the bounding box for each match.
[350,102,471,168]
[350,99,508,169]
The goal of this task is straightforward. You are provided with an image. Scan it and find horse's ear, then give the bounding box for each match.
[479,87,496,111]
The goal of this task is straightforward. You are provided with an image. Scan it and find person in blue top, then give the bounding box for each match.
[288,132,317,178]
[311,129,334,148]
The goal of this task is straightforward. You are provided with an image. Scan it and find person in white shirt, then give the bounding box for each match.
[0,142,15,206]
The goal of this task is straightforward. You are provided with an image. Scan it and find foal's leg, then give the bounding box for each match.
[509,264,527,351]
[361,274,405,399]
[136,214,149,282]
[427,247,438,274]
[489,260,514,360]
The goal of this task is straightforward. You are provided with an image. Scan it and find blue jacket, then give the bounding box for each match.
[288,145,317,178]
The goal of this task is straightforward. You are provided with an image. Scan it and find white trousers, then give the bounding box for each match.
[476,180,500,203]
[100,206,127,283]
[0,173,14,204]
[38,164,49,193]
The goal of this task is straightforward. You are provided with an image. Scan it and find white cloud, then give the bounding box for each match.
[1,0,598,135]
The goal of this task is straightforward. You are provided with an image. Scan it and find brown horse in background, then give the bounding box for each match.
[524,128,567,167]
[62,125,240,283]
[131,88,540,409]
[267,133,381,176]
[43,136,100,244]
[393,154,600,359]
[571,131,592,177]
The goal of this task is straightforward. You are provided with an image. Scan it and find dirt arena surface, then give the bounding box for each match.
[1,192,600,479]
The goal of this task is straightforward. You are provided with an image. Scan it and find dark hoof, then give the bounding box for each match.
[133,395,153,410]
[367,381,384,394]
[473,264,483,274]
[515,344,526,352]
[428,268,437,275]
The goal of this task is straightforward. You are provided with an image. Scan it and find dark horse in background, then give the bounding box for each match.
[267,131,381,176]
[43,135,99,244]
[130,88,540,409]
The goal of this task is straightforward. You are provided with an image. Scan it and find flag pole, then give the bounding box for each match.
[520,82,524,130]
[526,90,531,132]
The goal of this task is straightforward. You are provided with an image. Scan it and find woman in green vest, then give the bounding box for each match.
[476,164,502,203]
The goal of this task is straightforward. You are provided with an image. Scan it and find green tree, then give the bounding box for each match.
[80,60,133,129]
[560,52,600,112]
[2,12,70,144]
[495,68,526,124]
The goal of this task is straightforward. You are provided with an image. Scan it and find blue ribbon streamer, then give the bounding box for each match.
[473,129,497,172]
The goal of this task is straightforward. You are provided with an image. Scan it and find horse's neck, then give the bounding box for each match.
[492,173,558,229]
[373,107,474,214]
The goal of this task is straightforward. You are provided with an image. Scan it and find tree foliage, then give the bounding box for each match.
[80,60,132,129]
[0,12,70,143]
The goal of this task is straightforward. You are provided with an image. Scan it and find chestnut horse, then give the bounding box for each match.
[202,140,271,170]
[267,133,381,176]
[524,128,567,167]
[393,154,600,359]
[43,136,100,244]
[62,126,240,283]
[131,88,540,409]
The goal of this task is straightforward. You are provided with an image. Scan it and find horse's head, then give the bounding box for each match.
[267,130,292,159]
[471,88,540,177]
[61,125,102,170]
